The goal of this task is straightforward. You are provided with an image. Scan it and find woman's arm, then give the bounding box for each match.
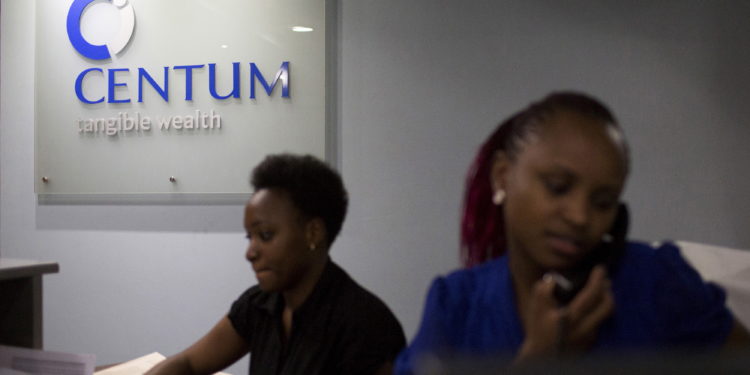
[145,316,250,375]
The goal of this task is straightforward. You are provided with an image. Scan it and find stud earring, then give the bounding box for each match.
[492,190,505,205]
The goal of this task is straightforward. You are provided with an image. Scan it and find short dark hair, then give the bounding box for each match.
[461,91,629,267]
[251,153,348,247]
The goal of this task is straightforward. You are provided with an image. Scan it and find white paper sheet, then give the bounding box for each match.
[93,353,231,375]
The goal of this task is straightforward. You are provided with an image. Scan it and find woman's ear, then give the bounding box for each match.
[305,218,327,251]
[490,151,511,193]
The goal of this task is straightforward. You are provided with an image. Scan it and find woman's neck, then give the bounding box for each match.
[282,254,329,311]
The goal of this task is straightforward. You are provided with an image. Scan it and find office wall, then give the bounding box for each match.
[2,0,749,372]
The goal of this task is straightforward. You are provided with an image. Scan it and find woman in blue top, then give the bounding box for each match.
[394,92,749,373]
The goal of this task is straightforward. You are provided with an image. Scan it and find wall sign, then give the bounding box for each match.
[35,0,329,198]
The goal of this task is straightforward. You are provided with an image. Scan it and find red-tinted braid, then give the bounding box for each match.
[460,121,511,267]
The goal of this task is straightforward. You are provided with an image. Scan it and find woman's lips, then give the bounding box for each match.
[546,234,583,257]
[253,267,271,276]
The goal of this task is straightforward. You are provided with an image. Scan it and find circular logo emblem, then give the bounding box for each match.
[66,0,135,60]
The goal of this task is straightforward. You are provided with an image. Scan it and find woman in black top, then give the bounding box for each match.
[147,154,406,375]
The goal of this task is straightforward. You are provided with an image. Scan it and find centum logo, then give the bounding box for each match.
[67,0,135,60]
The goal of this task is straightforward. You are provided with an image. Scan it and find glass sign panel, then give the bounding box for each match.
[34,0,328,197]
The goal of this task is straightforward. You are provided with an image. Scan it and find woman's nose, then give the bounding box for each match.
[246,241,258,262]
[563,194,591,228]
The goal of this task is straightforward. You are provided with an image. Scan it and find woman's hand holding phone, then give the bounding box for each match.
[516,265,615,362]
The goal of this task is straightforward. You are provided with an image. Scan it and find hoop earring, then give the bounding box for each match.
[492,190,505,205]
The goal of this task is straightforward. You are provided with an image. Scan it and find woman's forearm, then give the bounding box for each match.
[145,353,197,375]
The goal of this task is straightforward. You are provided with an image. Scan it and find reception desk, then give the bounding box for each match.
[0,259,59,349]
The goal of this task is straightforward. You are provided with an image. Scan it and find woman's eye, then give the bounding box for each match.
[544,179,570,196]
[259,231,273,241]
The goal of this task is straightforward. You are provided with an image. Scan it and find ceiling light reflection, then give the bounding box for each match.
[292,26,314,32]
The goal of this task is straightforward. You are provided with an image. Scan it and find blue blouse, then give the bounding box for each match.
[394,241,734,374]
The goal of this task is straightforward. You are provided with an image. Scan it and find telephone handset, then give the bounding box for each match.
[548,203,629,306]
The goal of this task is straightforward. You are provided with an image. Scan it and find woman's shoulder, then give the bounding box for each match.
[328,262,405,330]
[615,241,733,345]
[614,240,696,284]
[325,262,407,354]
[620,240,695,273]
[228,284,281,324]
[442,256,507,286]
[617,240,729,312]
[427,256,510,311]
[234,284,272,305]
[623,239,679,256]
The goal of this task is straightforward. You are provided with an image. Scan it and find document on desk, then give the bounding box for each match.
[0,345,96,375]
[93,353,231,375]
